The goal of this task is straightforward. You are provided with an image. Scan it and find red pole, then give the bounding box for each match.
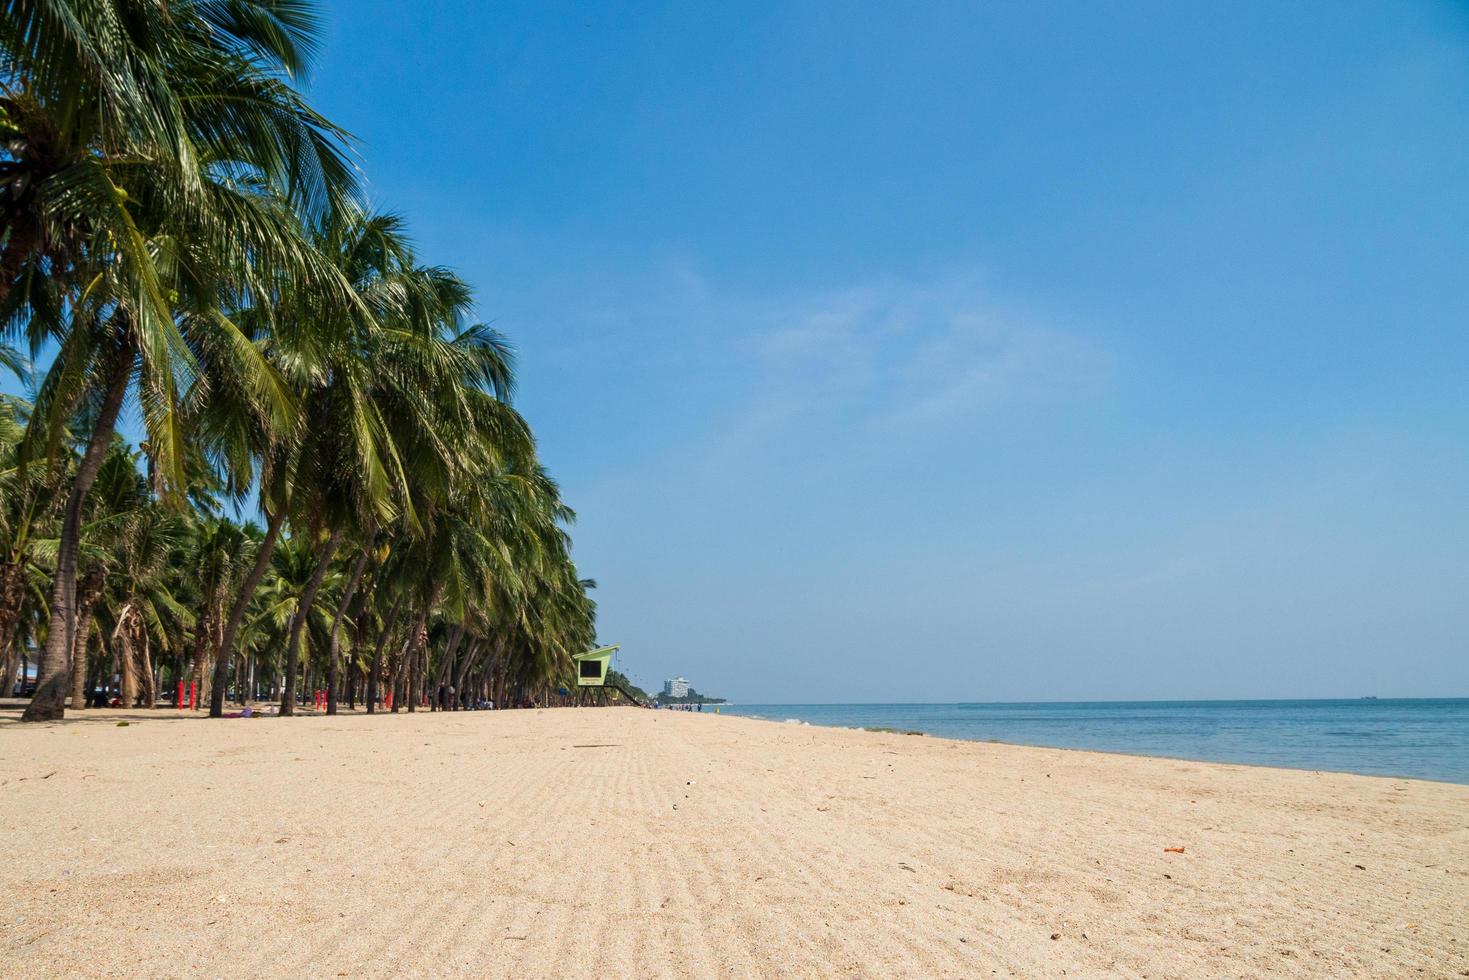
[189,681,197,710]
[177,680,184,710]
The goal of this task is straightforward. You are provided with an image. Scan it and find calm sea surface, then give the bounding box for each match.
[718,699,1469,784]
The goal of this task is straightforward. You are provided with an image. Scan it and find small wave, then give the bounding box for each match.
[783,718,809,725]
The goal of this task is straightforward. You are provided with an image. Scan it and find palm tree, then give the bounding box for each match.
[261,208,515,715]
[5,3,607,723]
[0,390,60,694]
[85,445,191,707]
[0,0,353,305]
[249,533,341,706]
[6,0,354,721]
[183,516,257,707]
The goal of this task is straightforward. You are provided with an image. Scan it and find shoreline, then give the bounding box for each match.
[718,698,1469,785]
[723,709,1469,787]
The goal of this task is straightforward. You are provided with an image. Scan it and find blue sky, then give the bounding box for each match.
[299,0,1469,702]
[22,1,1465,702]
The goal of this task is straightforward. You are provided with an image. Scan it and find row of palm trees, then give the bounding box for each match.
[2,0,599,721]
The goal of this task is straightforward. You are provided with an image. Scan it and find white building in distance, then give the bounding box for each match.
[663,677,690,698]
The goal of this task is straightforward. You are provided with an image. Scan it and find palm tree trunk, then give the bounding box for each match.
[389,609,424,713]
[116,600,142,707]
[0,560,26,675]
[345,594,369,711]
[119,641,138,708]
[397,610,424,713]
[279,528,343,717]
[138,630,155,708]
[365,593,403,714]
[434,624,465,692]
[186,602,218,707]
[69,565,106,709]
[326,530,374,715]
[406,587,438,712]
[454,638,481,700]
[105,644,117,703]
[85,652,102,702]
[198,613,224,707]
[2,635,14,699]
[406,633,420,713]
[209,508,286,717]
[69,623,89,709]
[23,351,130,722]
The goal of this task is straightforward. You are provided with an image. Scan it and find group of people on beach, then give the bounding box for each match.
[426,685,546,711]
[430,685,495,712]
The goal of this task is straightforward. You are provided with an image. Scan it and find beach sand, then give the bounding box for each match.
[1,706,1465,978]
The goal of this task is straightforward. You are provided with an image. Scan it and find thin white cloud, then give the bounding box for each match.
[519,260,1114,483]
[742,269,1113,440]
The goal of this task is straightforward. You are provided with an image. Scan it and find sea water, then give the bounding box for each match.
[719,699,1469,784]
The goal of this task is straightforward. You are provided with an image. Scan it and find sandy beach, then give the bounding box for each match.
[2,707,1465,978]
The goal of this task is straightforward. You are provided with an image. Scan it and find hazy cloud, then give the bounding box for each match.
[734,269,1113,450]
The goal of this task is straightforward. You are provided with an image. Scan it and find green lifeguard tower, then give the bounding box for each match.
[573,645,618,686]
[571,644,648,706]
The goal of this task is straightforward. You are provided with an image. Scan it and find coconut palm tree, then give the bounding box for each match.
[83,445,192,707]
[6,0,354,721]
[0,390,60,693]
[6,3,608,723]
[183,516,257,706]
[261,208,516,715]
[249,532,341,705]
